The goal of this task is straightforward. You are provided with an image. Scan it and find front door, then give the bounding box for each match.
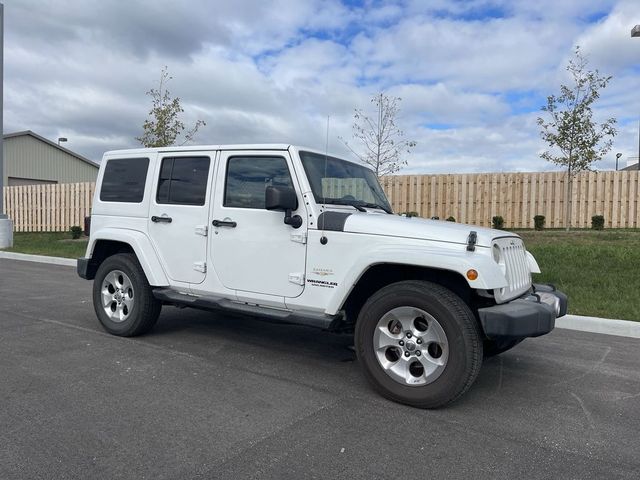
[210,151,307,298]
[148,152,214,284]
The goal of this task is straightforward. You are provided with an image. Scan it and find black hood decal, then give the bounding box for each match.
[318,212,351,232]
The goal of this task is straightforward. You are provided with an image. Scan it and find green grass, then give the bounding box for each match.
[3,229,638,321]
[518,230,640,321]
[2,232,88,259]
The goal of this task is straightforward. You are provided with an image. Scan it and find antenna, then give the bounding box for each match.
[320,115,330,235]
[324,115,330,199]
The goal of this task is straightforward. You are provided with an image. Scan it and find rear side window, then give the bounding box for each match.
[224,156,293,209]
[100,158,149,203]
[156,156,211,206]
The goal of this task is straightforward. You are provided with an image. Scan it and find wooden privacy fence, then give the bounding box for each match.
[2,171,640,231]
[3,182,95,232]
[382,170,640,229]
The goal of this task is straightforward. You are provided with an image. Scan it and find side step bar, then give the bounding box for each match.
[152,288,338,330]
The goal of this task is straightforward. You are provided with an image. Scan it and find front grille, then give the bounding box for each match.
[493,237,531,303]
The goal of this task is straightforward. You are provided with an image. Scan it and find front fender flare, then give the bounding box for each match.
[325,245,508,315]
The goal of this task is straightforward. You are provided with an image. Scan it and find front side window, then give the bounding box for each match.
[156,156,210,206]
[299,151,392,212]
[100,158,149,203]
[224,156,294,209]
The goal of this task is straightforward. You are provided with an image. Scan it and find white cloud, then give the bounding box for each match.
[576,1,640,72]
[3,0,638,172]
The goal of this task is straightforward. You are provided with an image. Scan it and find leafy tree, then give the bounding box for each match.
[537,46,616,231]
[137,67,205,148]
[341,93,416,176]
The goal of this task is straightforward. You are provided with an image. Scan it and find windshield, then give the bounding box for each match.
[299,151,392,212]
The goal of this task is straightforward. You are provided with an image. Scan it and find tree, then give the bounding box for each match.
[537,46,616,231]
[341,93,416,176]
[136,67,205,148]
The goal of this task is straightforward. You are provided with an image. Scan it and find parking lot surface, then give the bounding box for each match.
[1,258,639,479]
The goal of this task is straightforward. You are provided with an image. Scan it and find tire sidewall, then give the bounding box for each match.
[356,282,480,407]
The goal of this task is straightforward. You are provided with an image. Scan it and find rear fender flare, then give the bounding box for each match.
[88,228,169,286]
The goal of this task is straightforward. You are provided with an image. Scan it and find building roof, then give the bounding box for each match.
[621,163,639,171]
[3,130,99,168]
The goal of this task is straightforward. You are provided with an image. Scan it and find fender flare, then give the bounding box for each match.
[88,228,169,286]
[325,245,508,315]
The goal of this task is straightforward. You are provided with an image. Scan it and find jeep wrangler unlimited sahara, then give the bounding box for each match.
[78,145,567,408]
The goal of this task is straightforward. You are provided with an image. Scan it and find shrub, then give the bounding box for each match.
[70,226,83,239]
[446,216,456,222]
[402,211,420,218]
[533,215,545,231]
[492,216,504,230]
[591,215,605,230]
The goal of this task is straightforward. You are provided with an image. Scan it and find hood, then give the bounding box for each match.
[318,210,515,247]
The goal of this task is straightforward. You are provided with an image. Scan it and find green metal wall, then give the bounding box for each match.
[3,134,98,185]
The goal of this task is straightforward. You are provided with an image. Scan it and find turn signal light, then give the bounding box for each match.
[466,269,478,281]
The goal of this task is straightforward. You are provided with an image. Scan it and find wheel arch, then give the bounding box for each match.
[84,229,169,286]
[324,244,507,318]
[339,263,473,325]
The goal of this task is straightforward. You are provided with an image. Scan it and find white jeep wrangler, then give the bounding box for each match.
[78,144,567,408]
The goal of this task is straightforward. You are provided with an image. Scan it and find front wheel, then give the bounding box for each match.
[92,253,161,336]
[355,280,483,408]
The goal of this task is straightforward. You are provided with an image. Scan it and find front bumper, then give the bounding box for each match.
[477,284,568,339]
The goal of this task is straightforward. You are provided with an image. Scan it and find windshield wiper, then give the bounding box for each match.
[347,204,367,212]
[321,198,367,212]
[356,202,393,214]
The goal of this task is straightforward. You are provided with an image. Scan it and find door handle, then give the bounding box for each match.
[212,219,237,228]
[151,215,173,223]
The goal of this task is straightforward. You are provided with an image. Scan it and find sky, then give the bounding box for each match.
[3,0,640,173]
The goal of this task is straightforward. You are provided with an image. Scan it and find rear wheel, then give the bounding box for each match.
[92,253,161,336]
[355,280,483,408]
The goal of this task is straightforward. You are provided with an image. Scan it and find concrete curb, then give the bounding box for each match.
[1,252,638,339]
[0,251,76,267]
[556,314,640,339]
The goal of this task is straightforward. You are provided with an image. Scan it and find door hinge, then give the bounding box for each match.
[290,232,307,244]
[195,225,208,237]
[288,272,305,285]
[193,262,207,273]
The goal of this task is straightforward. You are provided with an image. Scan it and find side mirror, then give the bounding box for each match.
[265,186,303,229]
[265,185,298,211]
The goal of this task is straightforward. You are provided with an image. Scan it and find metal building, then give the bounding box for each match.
[2,130,98,186]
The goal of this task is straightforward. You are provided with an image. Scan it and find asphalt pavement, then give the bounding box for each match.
[1,258,639,479]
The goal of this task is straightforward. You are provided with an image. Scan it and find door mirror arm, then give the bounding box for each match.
[284,210,303,229]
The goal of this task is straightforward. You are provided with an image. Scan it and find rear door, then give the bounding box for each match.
[148,152,214,284]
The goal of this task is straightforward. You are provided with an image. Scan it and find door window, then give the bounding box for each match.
[224,156,293,209]
[156,156,211,205]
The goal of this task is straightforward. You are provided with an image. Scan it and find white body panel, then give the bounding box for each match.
[86,222,169,286]
[88,144,539,317]
[209,150,307,300]
[147,150,216,285]
[338,212,504,247]
[286,229,509,315]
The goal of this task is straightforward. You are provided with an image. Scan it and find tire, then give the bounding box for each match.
[483,338,524,358]
[355,280,483,408]
[92,253,161,336]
